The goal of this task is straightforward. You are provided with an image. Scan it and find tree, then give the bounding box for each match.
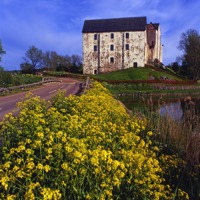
[22,45,43,70]
[167,62,180,73]
[70,54,83,73]
[0,66,4,71]
[178,29,200,80]
[0,40,6,66]
[20,62,35,74]
[43,51,59,71]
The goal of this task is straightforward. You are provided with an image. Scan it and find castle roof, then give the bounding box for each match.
[82,16,147,33]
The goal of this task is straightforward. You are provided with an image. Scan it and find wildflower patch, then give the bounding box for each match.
[0,82,189,199]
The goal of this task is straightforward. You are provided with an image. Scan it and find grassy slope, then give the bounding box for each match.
[92,67,181,81]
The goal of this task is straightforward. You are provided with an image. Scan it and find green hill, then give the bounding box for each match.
[92,67,181,81]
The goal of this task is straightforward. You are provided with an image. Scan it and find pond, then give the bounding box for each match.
[116,94,200,121]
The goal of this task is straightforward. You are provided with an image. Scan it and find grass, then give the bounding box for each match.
[91,67,181,81]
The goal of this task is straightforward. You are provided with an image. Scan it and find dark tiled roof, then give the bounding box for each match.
[147,22,160,30]
[152,23,159,30]
[82,17,147,33]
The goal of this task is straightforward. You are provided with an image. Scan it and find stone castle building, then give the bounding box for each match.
[82,16,162,74]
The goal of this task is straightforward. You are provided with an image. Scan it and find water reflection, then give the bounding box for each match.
[117,95,200,121]
[159,101,183,120]
[159,97,198,121]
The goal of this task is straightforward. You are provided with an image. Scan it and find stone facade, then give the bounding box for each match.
[82,17,162,74]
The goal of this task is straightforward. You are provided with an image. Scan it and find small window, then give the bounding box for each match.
[126,33,129,39]
[110,44,114,51]
[110,57,114,63]
[125,44,129,50]
[94,34,97,40]
[110,33,114,39]
[94,45,97,51]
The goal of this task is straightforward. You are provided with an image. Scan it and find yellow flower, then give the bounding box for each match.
[0,176,9,190]
[40,188,61,200]
[25,189,35,200]
[34,140,42,147]
[37,132,44,138]
[25,139,32,144]
[36,163,43,171]
[13,165,19,171]
[3,161,11,169]
[147,131,153,136]
[91,157,99,166]
[6,194,16,200]
[26,162,35,170]
[85,193,92,199]
[112,160,120,170]
[16,170,24,178]
[47,148,52,154]
[61,163,70,171]
[44,165,51,172]
[16,158,23,165]
[56,131,63,138]
[16,145,25,153]
[25,148,32,155]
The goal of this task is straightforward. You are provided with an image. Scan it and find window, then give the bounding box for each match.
[110,57,114,63]
[126,33,129,39]
[94,45,97,51]
[94,34,97,40]
[110,44,114,51]
[125,44,129,50]
[110,33,114,39]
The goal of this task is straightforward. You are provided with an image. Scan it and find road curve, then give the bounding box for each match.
[0,78,82,121]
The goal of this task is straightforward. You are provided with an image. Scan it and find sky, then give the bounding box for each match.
[0,0,200,71]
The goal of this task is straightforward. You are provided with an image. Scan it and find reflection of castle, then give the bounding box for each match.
[82,16,162,74]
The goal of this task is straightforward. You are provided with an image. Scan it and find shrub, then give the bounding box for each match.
[0,82,188,199]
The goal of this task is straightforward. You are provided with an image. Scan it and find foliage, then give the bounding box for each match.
[42,51,59,71]
[166,62,181,74]
[0,82,189,199]
[22,45,43,70]
[20,62,36,74]
[0,73,42,87]
[21,46,83,74]
[0,71,13,87]
[178,29,200,80]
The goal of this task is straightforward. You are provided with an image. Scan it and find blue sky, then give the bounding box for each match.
[0,0,200,71]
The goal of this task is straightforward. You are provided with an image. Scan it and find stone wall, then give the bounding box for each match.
[83,28,162,74]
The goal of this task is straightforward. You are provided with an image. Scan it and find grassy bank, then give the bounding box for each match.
[92,67,181,81]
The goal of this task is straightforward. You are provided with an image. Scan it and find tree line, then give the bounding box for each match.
[20,46,82,74]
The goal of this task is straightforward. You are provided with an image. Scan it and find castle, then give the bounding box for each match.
[82,16,162,74]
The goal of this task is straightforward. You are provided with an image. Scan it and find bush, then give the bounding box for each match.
[0,82,189,199]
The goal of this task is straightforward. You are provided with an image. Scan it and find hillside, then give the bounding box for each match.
[92,67,182,81]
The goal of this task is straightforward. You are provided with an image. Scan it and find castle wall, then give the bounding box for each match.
[83,31,146,74]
